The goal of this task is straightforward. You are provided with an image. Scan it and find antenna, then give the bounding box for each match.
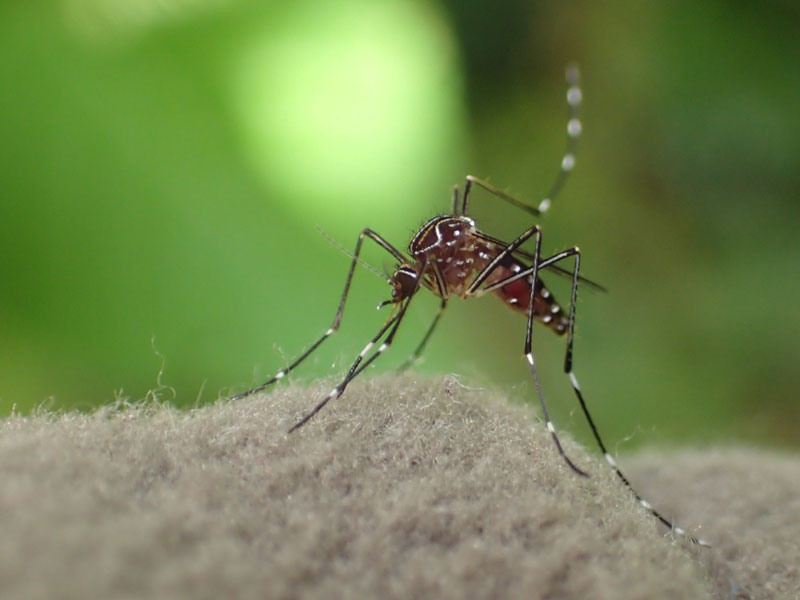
[317,226,393,284]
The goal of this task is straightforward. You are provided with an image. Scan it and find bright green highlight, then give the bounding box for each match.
[229,1,461,225]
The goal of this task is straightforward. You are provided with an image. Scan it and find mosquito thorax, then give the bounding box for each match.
[408,215,476,257]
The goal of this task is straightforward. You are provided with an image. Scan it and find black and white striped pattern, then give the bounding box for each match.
[537,239,709,545]
[230,64,707,546]
[230,228,408,405]
[537,63,582,215]
[566,369,710,546]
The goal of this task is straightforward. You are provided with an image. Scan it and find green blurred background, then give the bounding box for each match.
[1,1,798,450]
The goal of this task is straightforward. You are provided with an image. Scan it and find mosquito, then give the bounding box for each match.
[232,65,707,546]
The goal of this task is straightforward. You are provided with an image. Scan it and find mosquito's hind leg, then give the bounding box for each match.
[457,64,582,218]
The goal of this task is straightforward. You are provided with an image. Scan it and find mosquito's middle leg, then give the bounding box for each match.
[463,228,589,476]
[398,298,448,372]
[521,237,590,477]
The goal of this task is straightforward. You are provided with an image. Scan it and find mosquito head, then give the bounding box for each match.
[389,264,420,303]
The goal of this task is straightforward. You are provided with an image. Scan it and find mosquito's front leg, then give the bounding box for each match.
[230,229,408,401]
[288,259,427,433]
[287,308,402,433]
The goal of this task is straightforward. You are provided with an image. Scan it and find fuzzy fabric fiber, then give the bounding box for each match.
[1,375,797,599]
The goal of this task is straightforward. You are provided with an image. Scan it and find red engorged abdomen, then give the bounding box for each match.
[491,263,568,336]
[493,266,533,313]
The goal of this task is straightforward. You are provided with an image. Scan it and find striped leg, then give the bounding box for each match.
[287,309,402,433]
[288,268,423,433]
[230,228,407,401]
[551,249,711,546]
[475,246,708,544]
[520,234,590,477]
[458,225,588,476]
[538,63,582,214]
[457,64,582,218]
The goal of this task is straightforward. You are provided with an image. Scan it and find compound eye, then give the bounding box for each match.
[391,267,418,300]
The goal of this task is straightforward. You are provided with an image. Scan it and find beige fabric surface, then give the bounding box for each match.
[1,375,796,599]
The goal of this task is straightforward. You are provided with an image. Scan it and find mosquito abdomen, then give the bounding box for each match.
[492,261,569,335]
